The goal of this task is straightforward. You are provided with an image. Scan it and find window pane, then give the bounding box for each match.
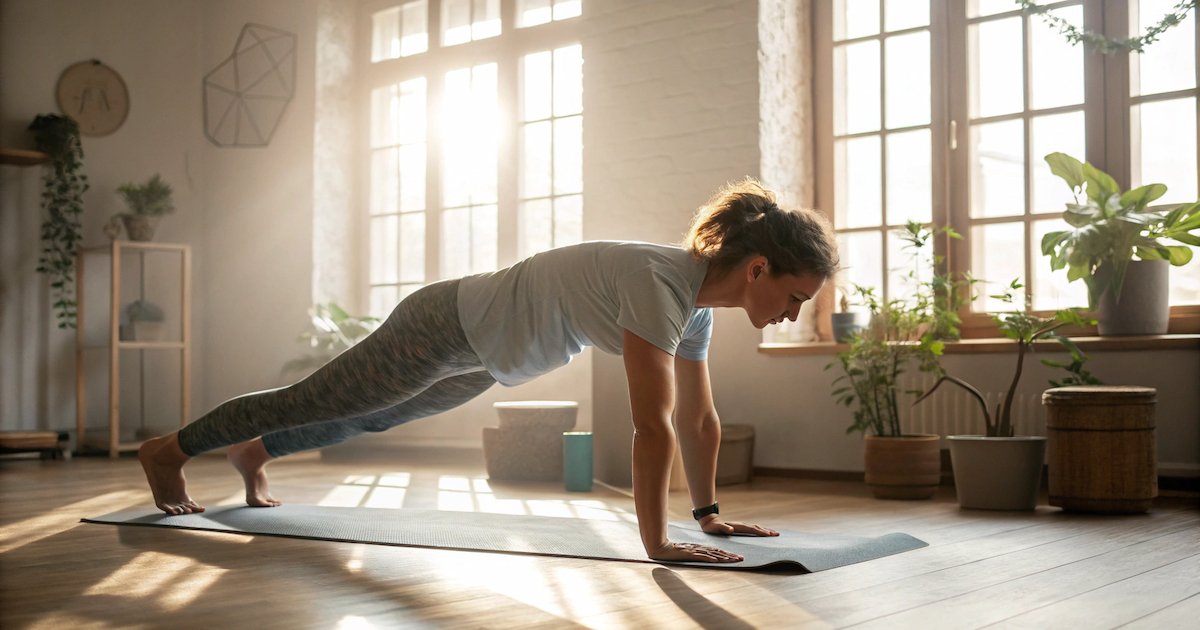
[554,45,584,117]
[837,231,884,298]
[400,1,429,57]
[1032,218,1087,310]
[518,0,552,27]
[442,0,471,46]
[1134,0,1196,96]
[554,116,583,195]
[371,84,399,148]
[970,119,1025,219]
[370,215,399,284]
[441,207,470,278]
[836,135,883,228]
[520,198,553,258]
[399,143,426,212]
[885,31,930,128]
[835,0,880,40]
[1030,5,1084,110]
[370,285,399,320]
[971,222,1025,312]
[554,194,583,247]
[397,78,426,145]
[471,205,498,273]
[400,213,425,283]
[836,41,881,134]
[971,17,1023,118]
[522,121,552,198]
[887,228,932,300]
[1133,98,1198,204]
[443,64,499,208]
[1171,244,1200,305]
[523,51,552,121]
[472,0,501,41]
[554,0,582,20]
[885,0,929,31]
[372,7,401,62]
[1030,111,1085,214]
[886,129,932,225]
[969,0,1016,18]
[371,148,399,215]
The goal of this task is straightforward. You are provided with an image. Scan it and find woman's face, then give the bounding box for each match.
[743,259,826,329]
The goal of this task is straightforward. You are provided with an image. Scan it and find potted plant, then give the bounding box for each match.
[828,222,975,500]
[29,113,89,329]
[121,299,167,342]
[282,302,381,378]
[914,280,1099,510]
[831,288,869,343]
[115,174,174,241]
[1042,152,1200,335]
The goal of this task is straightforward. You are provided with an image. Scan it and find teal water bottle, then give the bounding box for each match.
[563,432,593,492]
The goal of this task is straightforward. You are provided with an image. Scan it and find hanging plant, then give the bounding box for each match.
[1016,0,1196,54]
[29,114,89,329]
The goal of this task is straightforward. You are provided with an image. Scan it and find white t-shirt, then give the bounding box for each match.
[457,241,713,386]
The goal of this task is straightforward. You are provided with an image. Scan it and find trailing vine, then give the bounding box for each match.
[1016,0,1197,54]
[29,114,88,329]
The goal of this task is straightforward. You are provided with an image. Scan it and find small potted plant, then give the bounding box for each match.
[115,174,175,241]
[828,222,975,500]
[831,288,869,343]
[1042,152,1200,335]
[121,299,167,342]
[914,280,1099,510]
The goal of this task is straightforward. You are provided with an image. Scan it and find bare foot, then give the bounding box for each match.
[227,438,281,507]
[139,434,205,515]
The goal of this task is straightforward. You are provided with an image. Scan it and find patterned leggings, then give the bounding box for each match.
[176,279,496,458]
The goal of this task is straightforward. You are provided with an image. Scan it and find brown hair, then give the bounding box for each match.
[683,178,840,279]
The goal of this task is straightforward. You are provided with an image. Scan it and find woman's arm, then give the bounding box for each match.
[674,356,780,538]
[622,330,741,563]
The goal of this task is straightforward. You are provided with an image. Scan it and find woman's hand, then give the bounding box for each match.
[648,540,743,563]
[699,515,779,537]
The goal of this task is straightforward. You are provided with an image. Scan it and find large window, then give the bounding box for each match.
[816,0,1198,334]
[363,0,583,318]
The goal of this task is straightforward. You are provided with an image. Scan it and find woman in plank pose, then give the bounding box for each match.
[140,178,838,563]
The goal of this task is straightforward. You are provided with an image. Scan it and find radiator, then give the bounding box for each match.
[897,373,1046,438]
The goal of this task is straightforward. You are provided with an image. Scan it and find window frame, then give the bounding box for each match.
[813,0,1200,341]
[357,0,582,314]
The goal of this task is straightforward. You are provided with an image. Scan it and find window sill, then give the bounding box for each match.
[759,334,1200,357]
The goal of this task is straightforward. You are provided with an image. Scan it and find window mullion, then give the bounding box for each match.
[1101,0,1131,187]
[946,1,970,292]
[426,0,444,282]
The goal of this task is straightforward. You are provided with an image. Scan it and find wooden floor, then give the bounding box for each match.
[1,448,1197,629]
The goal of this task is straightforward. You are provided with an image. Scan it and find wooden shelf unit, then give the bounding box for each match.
[75,240,192,457]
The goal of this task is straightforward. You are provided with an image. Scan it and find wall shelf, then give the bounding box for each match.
[0,147,50,166]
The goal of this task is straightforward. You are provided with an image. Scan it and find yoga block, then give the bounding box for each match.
[493,401,578,432]
[716,424,755,486]
[482,427,564,482]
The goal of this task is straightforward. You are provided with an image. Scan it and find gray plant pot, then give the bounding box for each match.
[1095,259,1169,335]
[121,215,160,242]
[831,311,869,343]
[948,435,1046,510]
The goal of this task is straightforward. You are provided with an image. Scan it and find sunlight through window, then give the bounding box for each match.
[0,490,142,554]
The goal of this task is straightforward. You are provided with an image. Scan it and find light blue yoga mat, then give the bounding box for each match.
[84,505,926,572]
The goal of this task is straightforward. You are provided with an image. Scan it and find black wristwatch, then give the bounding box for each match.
[692,502,719,521]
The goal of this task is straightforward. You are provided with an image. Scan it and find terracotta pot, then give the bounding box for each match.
[863,434,941,500]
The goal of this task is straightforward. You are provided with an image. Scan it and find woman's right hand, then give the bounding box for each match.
[648,541,743,563]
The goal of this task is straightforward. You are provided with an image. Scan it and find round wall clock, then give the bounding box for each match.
[55,60,130,137]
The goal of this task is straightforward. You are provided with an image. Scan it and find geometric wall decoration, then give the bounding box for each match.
[203,23,296,147]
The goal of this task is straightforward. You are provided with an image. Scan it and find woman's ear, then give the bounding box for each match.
[747,256,768,281]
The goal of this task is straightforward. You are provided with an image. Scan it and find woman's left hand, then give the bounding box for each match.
[699,516,779,537]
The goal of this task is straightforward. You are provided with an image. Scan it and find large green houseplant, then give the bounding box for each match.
[1042,152,1200,333]
[914,281,1098,510]
[828,222,975,499]
[30,114,88,329]
[282,302,381,378]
